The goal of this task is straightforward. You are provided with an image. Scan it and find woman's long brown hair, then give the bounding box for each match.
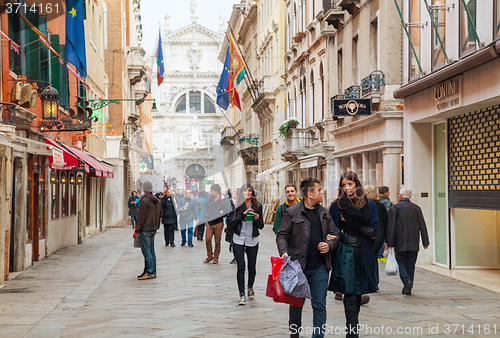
[236,183,261,216]
[333,171,367,210]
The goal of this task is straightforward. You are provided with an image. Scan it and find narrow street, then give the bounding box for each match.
[0,226,499,338]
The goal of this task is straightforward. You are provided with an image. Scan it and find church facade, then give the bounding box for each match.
[151,5,227,191]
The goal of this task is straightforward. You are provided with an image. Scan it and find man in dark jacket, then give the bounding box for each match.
[387,188,430,295]
[136,181,162,280]
[277,178,340,338]
[177,190,199,247]
[161,189,177,247]
[204,184,230,264]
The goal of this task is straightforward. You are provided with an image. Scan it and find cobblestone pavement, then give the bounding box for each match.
[1,226,499,338]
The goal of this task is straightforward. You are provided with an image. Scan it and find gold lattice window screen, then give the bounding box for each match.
[448,106,500,191]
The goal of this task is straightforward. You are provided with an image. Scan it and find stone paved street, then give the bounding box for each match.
[1,226,499,338]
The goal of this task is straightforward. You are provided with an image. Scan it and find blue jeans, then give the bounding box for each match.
[289,264,329,338]
[396,251,418,284]
[180,220,194,245]
[131,216,137,228]
[140,231,156,275]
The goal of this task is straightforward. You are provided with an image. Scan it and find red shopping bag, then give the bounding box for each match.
[266,256,304,307]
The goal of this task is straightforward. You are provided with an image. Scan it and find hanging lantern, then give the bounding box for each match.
[41,86,59,120]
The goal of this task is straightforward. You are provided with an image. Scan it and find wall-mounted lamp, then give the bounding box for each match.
[76,172,83,185]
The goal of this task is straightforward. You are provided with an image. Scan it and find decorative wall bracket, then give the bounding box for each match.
[219,137,259,146]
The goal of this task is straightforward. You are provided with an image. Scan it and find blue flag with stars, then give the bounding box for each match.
[216,49,230,110]
[66,0,87,78]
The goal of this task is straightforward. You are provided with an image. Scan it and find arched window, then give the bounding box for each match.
[310,70,315,125]
[320,62,324,120]
[204,96,216,113]
[175,94,186,113]
[189,91,201,113]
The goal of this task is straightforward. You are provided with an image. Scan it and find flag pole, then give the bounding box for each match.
[215,100,242,140]
[227,26,259,99]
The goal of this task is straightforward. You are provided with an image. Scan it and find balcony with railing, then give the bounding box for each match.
[323,0,344,29]
[338,70,385,100]
[282,128,309,161]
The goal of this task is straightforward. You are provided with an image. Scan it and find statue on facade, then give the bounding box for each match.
[219,15,226,31]
[190,0,197,14]
[164,13,170,30]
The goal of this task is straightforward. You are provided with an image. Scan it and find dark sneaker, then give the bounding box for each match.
[402,281,413,295]
[238,295,246,306]
[181,242,186,246]
[230,258,237,264]
[248,287,254,300]
[188,244,194,247]
[171,244,175,247]
[360,295,370,305]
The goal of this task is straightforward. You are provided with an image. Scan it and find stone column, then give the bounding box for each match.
[350,155,358,174]
[368,151,377,186]
[383,147,402,204]
[362,152,369,186]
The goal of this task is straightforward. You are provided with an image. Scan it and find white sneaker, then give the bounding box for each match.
[238,295,246,306]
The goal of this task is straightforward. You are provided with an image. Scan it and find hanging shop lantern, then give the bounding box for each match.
[41,86,59,120]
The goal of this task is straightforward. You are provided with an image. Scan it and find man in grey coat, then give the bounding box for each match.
[387,188,430,295]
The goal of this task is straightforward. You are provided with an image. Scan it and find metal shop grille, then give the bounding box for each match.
[448,106,500,191]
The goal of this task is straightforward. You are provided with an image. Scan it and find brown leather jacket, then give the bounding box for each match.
[276,201,340,271]
[136,194,162,233]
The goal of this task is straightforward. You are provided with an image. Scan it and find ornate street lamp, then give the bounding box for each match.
[41,86,59,120]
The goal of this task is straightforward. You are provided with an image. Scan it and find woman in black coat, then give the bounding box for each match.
[227,183,264,306]
[328,172,379,338]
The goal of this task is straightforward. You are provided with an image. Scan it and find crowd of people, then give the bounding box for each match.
[129,173,430,338]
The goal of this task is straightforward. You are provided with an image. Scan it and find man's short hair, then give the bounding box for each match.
[399,188,412,199]
[379,186,389,194]
[210,184,221,194]
[300,178,321,199]
[284,184,297,192]
[143,181,153,193]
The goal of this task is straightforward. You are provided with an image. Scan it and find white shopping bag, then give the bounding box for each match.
[384,248,399,275]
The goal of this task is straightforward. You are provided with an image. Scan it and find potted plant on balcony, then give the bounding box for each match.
[292,32,304,43]
[278,118,300,139]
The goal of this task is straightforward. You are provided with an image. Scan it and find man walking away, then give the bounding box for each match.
[387,188,430,295]
[136,181,162,280]
[177,190,199,247]
[204,184,230,264]
[273,184,300,235]
[161,189,177,247]
[277,178,340,338]
[378,186,393,212]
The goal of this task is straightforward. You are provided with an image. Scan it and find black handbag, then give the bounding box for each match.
[359,226,378,240]
[340,230,360,246]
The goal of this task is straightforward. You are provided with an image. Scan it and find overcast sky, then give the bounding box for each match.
[141,0,240,56]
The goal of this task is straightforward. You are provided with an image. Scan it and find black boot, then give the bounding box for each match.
[343,294,361,338]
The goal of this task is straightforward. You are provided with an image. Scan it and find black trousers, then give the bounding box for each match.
[163,223,176,245]
[233,243,259,296]
[395,250,418,284]
[343,294,361,338]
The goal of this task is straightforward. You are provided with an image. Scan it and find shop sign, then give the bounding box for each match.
[52,147,65,168]
[434,77,462,112]
[332,98,372,117]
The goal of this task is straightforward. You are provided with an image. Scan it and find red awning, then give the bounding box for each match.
[44,138,79,171]
[60,144,114,178]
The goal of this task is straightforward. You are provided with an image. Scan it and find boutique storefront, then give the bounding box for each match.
[395,43,500,270]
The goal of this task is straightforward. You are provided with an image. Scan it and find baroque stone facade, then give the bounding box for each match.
[151,6,225,189]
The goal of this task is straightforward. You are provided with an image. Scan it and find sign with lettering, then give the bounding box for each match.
[52,147,64,168]
[434,77,461,112]
[332,98,372,117]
